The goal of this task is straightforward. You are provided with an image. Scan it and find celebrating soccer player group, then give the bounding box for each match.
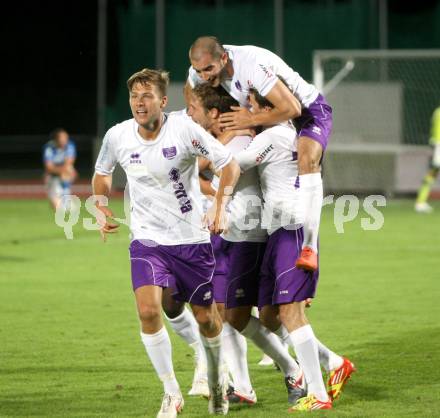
[92,36,355,416]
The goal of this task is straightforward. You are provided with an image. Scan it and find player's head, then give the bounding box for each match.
[188,84,238,132]
[127,68,169,130]
[189,36,228,87]
[50,128,69,148]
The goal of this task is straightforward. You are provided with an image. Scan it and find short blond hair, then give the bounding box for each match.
[127,68,169,97]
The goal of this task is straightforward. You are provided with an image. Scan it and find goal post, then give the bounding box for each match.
[312,49,440,196]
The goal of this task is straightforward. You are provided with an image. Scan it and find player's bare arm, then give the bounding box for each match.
[92,173,119,241]
[219,79,301,130]
[207,158,240,234]
[217,128,256,146]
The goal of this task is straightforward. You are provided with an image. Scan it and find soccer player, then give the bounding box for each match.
[186,36,333,272]
[415,105,440,213]
[157,106,210,399]
[188,83,308,406]
[92,68,241,417]
[43,128,77,210]
[234,87,355,412]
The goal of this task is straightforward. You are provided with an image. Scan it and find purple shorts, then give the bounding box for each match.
[129,239,215,306]
[221,239,266,309]
[294,94,332,151]
[258,227,319,308]
[211,235,229,303]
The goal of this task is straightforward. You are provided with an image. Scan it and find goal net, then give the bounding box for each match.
[312,50,440,195]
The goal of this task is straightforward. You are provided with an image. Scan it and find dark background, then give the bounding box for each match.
[1,0,439,177]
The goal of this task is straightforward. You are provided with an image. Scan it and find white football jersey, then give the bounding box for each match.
[95,112,232,245]
[235,124,303,235]
[188,45,319,108]
[216,136,266,243]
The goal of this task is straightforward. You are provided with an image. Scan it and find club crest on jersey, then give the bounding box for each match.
[235,80,242,91]
[255,144,274,163]
[130,153,142,164]
[162,146,177,160]
[191,139,209,156]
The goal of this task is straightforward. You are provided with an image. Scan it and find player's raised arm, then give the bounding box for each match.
[219,79,301,130]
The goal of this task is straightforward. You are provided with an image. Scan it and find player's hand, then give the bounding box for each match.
[219,106,254,130]
[203,201,228,235]
[96,205,119,242]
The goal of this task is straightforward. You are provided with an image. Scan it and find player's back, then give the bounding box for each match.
[223,44,319,108]
[251,124,303,233]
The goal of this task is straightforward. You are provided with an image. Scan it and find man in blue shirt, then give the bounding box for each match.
[43,128,77,210]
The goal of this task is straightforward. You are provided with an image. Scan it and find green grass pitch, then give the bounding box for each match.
[0,198,439,417]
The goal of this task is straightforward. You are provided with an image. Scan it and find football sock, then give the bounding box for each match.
[416,172,435,204]
[222,322,253,394]
[241,316,300,377]
[200,333,223,389]
[315,339,343,372]
[140,327,180,395]
[289,325,328,402]
[299,173,323,252]
[165,307,206,365]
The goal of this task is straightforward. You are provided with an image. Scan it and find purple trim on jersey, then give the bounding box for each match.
[129,239,215,306]
[224,240,266,309]
[258,227,319,308]
[294,94,332,150]
[294,176,300,189]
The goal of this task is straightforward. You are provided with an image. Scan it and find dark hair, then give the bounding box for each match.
[127,68,169,97]
[249,75,291,109]
[49,128,67,141]
[192,84,238,114]
[189,36,225,60]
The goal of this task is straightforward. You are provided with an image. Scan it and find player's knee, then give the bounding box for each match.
[298,153,320,174]
[258,310,272,330]
[225,312,248,332]
[161,288,185,319]
[137,304,161,323]
[162,301,185,319]
[193,307,216,329]
[279,303,305,327]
